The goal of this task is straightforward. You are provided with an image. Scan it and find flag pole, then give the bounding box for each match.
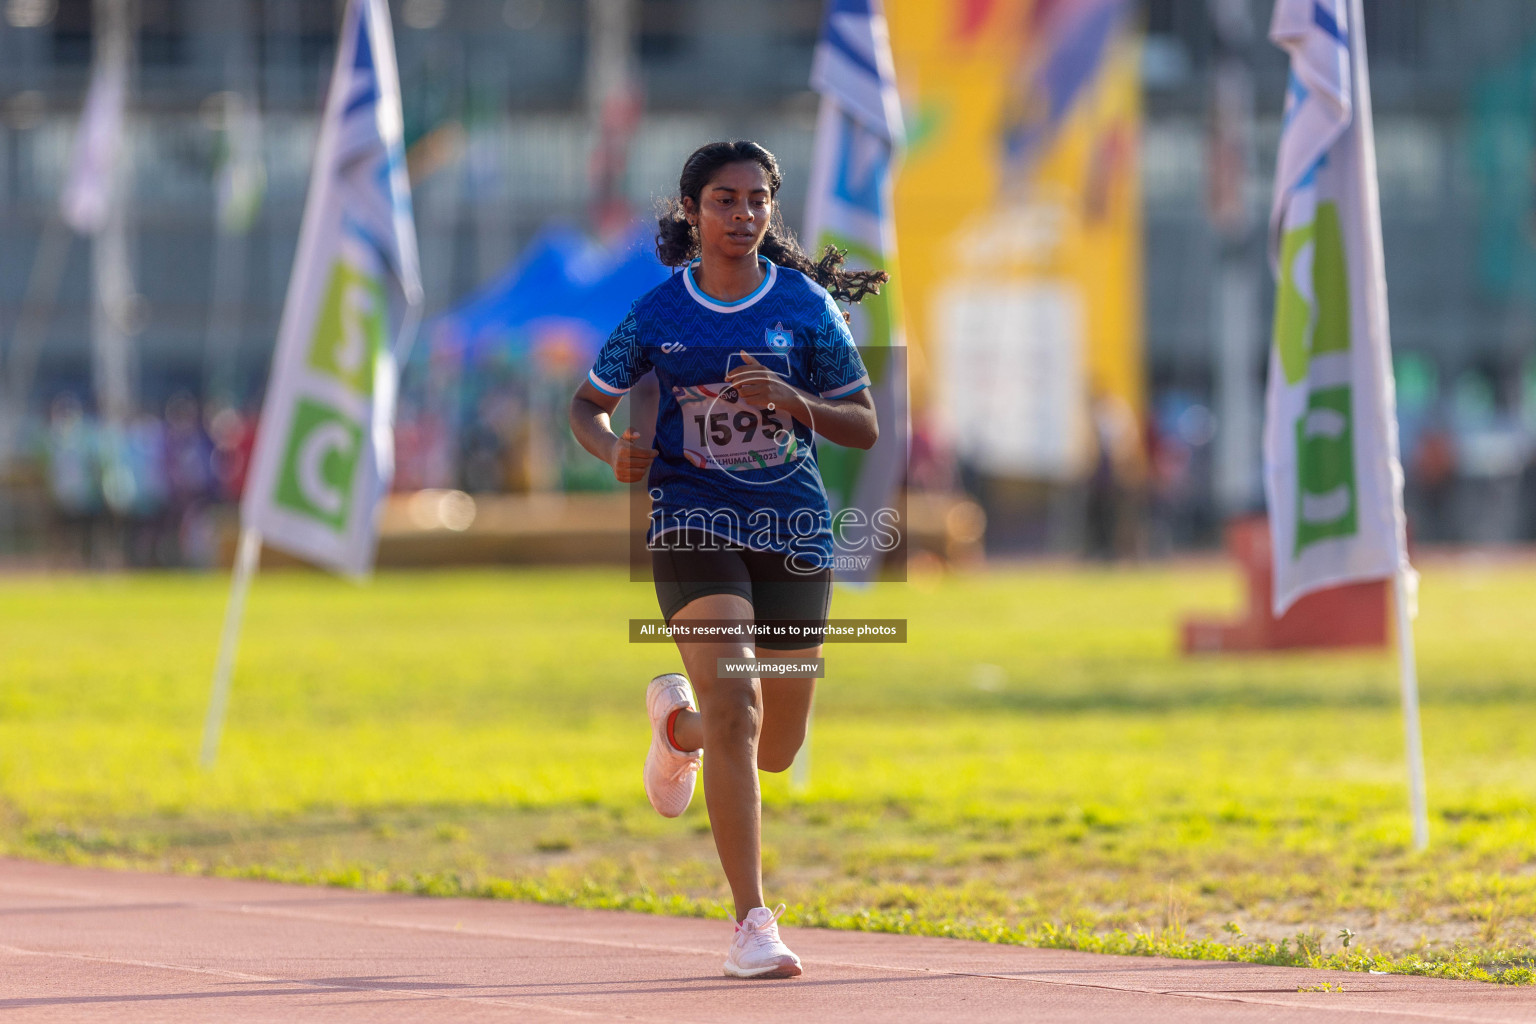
[1348,0,1427,851]
[200,527,262,768]
[1392,569,1428,851]
[789,93,841,794]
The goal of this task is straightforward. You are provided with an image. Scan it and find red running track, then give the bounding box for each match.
[1,859,1532,1023]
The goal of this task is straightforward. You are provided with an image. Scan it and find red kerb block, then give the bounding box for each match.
[1181,516,1388,654]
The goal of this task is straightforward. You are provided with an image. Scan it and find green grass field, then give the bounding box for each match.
[2,559,1534,983]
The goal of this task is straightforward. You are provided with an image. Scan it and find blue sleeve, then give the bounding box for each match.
[809,293,871,399]
[587,307,651,396]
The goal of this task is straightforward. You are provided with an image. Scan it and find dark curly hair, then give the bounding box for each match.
[655,140,888,304]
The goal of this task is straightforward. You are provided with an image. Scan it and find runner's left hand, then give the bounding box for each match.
[725,351,796,412]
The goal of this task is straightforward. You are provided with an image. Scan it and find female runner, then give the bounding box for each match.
[569,140,886,979]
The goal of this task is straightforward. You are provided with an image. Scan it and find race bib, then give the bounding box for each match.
[675,382,799,472]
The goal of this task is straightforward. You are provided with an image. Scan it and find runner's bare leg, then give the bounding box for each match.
[668,592,766,920]
[751,647,819,773]
[669,646,819,772]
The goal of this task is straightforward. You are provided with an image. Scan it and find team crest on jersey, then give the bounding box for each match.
[765,322,792,348]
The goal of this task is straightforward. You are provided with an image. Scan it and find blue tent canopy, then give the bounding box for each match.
[431,222,671,368]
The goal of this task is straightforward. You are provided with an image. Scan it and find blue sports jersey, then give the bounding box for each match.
[588,257,870,571]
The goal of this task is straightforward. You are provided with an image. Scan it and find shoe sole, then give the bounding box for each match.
[645,674,698,819]
[723,960,802,979]
[642,747,695,818]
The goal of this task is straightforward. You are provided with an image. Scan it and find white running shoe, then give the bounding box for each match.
[644,673,701,818]
[723,905,802,979]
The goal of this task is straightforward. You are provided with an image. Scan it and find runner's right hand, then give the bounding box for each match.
[610,428,658,483]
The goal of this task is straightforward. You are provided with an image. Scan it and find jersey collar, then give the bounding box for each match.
[682,257,777,313]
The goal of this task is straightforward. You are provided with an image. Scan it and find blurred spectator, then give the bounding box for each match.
[459,387,529,493]
[1407,417,1457,543]
[1148,392,1217,550]
[1520,444,1536,541]
[393,402,453,492]
[1144,410,1181,557]
[459,403,510,493]
[163,393,217,566]
[164,393,213,507]
[1447,367,1528,544]
[1085,393,1145,560]
[207,405,256,504]
[118,413,170,567]
[43,394,102,566]
[907,417,958,493]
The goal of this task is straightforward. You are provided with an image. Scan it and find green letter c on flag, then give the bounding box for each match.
[275,398,363,531]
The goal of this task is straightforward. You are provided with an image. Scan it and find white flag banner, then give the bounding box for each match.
[241,0,422,577]
[805,0,906,583]
[61,39,128,235]
[1265,0,1411,616]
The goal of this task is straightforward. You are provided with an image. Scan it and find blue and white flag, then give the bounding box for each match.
[241,0,421,577]
[805,0,906,582]
[61,31,128,235]
[1265,0,1411,614]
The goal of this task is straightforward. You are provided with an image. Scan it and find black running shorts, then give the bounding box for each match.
[651,527,832,650]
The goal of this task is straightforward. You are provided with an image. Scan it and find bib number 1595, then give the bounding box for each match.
[693,407,784,447]
[677,382,794,472]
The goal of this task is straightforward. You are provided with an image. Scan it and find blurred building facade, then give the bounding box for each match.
[1,0,1534,553]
